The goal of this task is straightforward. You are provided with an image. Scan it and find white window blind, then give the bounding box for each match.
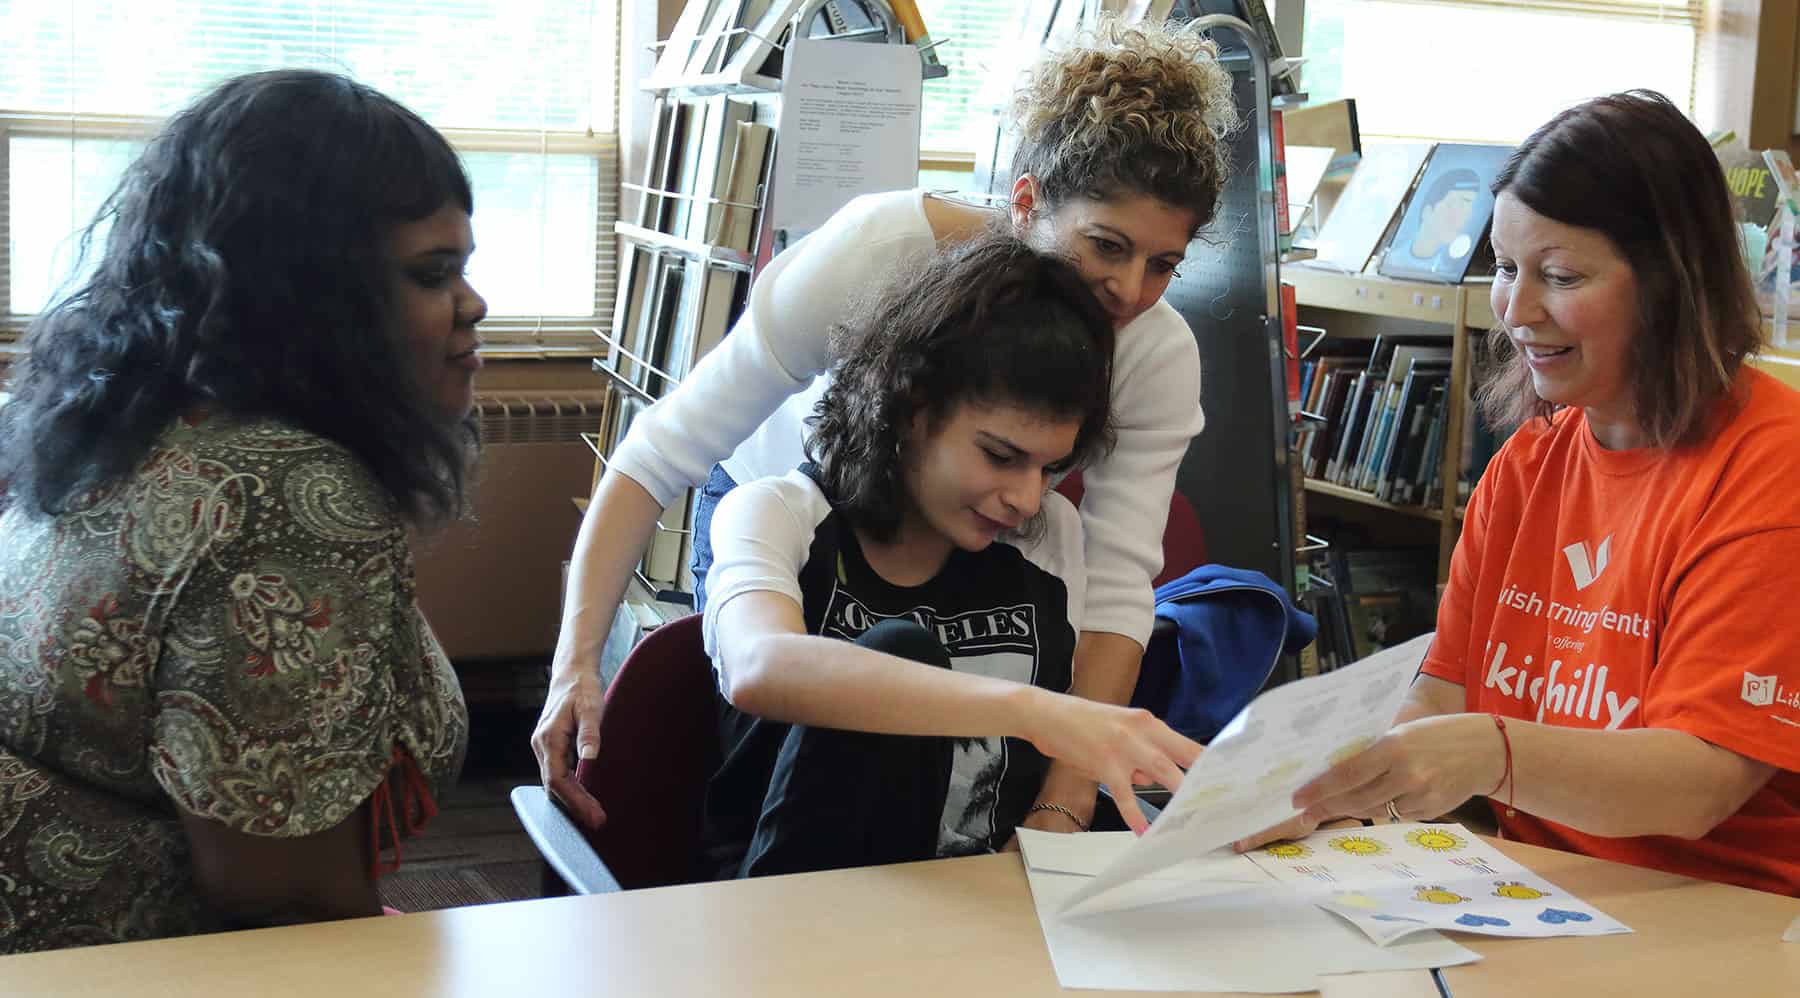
[0,0,619,349]
[916,0,1030,157]
[1301,0,1702,143]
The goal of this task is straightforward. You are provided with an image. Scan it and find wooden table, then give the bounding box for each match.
[1,839,1794,996]
[1441,838,1800,997]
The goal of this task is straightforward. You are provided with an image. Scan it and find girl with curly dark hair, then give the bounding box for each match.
[541,16,1238,839]
[0,69,480,952]
[698,234,1203,878]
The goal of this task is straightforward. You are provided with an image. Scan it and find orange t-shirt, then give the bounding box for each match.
[1423,367,1800,896]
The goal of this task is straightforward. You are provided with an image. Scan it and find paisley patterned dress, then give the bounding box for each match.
[0,414,468,953]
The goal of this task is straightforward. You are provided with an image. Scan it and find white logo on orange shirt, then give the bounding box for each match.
[1743,672,1778,707]
[1561,535,1613,591]
[1480,640,1641,729]
[1741,672,1800,709]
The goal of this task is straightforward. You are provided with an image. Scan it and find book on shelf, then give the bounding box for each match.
[668,99,713,240]
[1304,141,1431,275]
[1376,360,1450,502]
[1299,333,1462,509]
[713,120,774,250]
[1376,143,1513,285]
[1719,145,1782,229]
[1336,546,1437,661]
[636,97,673,228]
[1454,332,1514,505]
[1303,544,1436,664]
[652,102,692,234]
[1327,371,1376,485]
[645,260,688,397]
[1403,383,1450,507]
[610,246,657,381]
[687,96,759,245]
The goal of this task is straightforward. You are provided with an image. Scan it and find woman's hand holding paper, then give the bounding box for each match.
[1233,712,1505,852]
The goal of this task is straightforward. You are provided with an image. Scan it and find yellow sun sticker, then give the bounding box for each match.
[1328,835,1388,857]
[1412,885,1470,905]
[1492,881,1550,901]
[1328,737,1374,767]
[1263,841,1313,860]
[1405,828,1468,853]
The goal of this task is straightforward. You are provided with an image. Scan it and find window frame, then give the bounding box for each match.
[0,110,620,354]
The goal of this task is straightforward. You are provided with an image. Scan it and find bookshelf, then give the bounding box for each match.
[1287,266,1495,584]
[582,0,943,611]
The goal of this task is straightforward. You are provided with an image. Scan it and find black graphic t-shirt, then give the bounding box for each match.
[701,467,1084,858]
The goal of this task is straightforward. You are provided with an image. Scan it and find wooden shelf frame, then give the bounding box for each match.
[1303,477,1443,523]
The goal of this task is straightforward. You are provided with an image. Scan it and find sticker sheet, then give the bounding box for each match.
[1246,822,1631,944]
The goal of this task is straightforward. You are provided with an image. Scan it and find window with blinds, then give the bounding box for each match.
[1300,0,1703,142]
[0,0,618,350]
[916,0,1030,158]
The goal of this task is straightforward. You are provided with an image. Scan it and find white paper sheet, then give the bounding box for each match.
[1062,633,1433,914]
[1018,829,1479,993]
[768,37,922,239]
[1245,823,1631,943]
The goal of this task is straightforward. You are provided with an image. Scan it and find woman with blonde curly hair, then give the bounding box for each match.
[537,17,1238,840]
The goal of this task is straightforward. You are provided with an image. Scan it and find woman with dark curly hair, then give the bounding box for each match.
[0,69,481,952]
[698,233,1203,877]
[540,16,1238,838]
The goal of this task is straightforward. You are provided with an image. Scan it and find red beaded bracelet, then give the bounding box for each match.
[1487,714,1516,818]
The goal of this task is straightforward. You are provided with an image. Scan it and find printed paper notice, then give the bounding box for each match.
[769,37,922,239]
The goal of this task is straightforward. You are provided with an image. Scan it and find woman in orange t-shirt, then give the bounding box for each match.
[1241,90,1800,896]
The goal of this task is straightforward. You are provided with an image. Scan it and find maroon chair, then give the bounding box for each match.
[1053,472,1209,585]
[511,612,718,893]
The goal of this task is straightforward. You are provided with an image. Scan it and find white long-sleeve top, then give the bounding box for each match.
[609,189,1204,646]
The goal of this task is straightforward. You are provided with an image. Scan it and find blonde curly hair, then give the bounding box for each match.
[1010,16,1238,230]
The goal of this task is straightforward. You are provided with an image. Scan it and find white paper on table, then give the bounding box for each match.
[768,37,922,238]
[1784,915,1800,943]
[1061,633,1434,914]
[1018,829,1479,993]
[1241,822,1630,943]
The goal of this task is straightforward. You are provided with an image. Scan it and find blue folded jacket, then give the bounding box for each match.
[1132,564,1318,744]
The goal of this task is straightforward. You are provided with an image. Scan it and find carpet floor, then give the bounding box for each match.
[378,701,551,913]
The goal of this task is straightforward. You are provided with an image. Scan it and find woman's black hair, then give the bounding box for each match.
[807,232,1117,542]
[0,69,476,520]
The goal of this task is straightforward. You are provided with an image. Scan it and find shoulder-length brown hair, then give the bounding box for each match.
[806,232,1116,542]
[1478,89,1765,447]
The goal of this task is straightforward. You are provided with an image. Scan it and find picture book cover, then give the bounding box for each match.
[1377,143,1513,285]
[1304,142,1431,275]
[1718,145,1781,228]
